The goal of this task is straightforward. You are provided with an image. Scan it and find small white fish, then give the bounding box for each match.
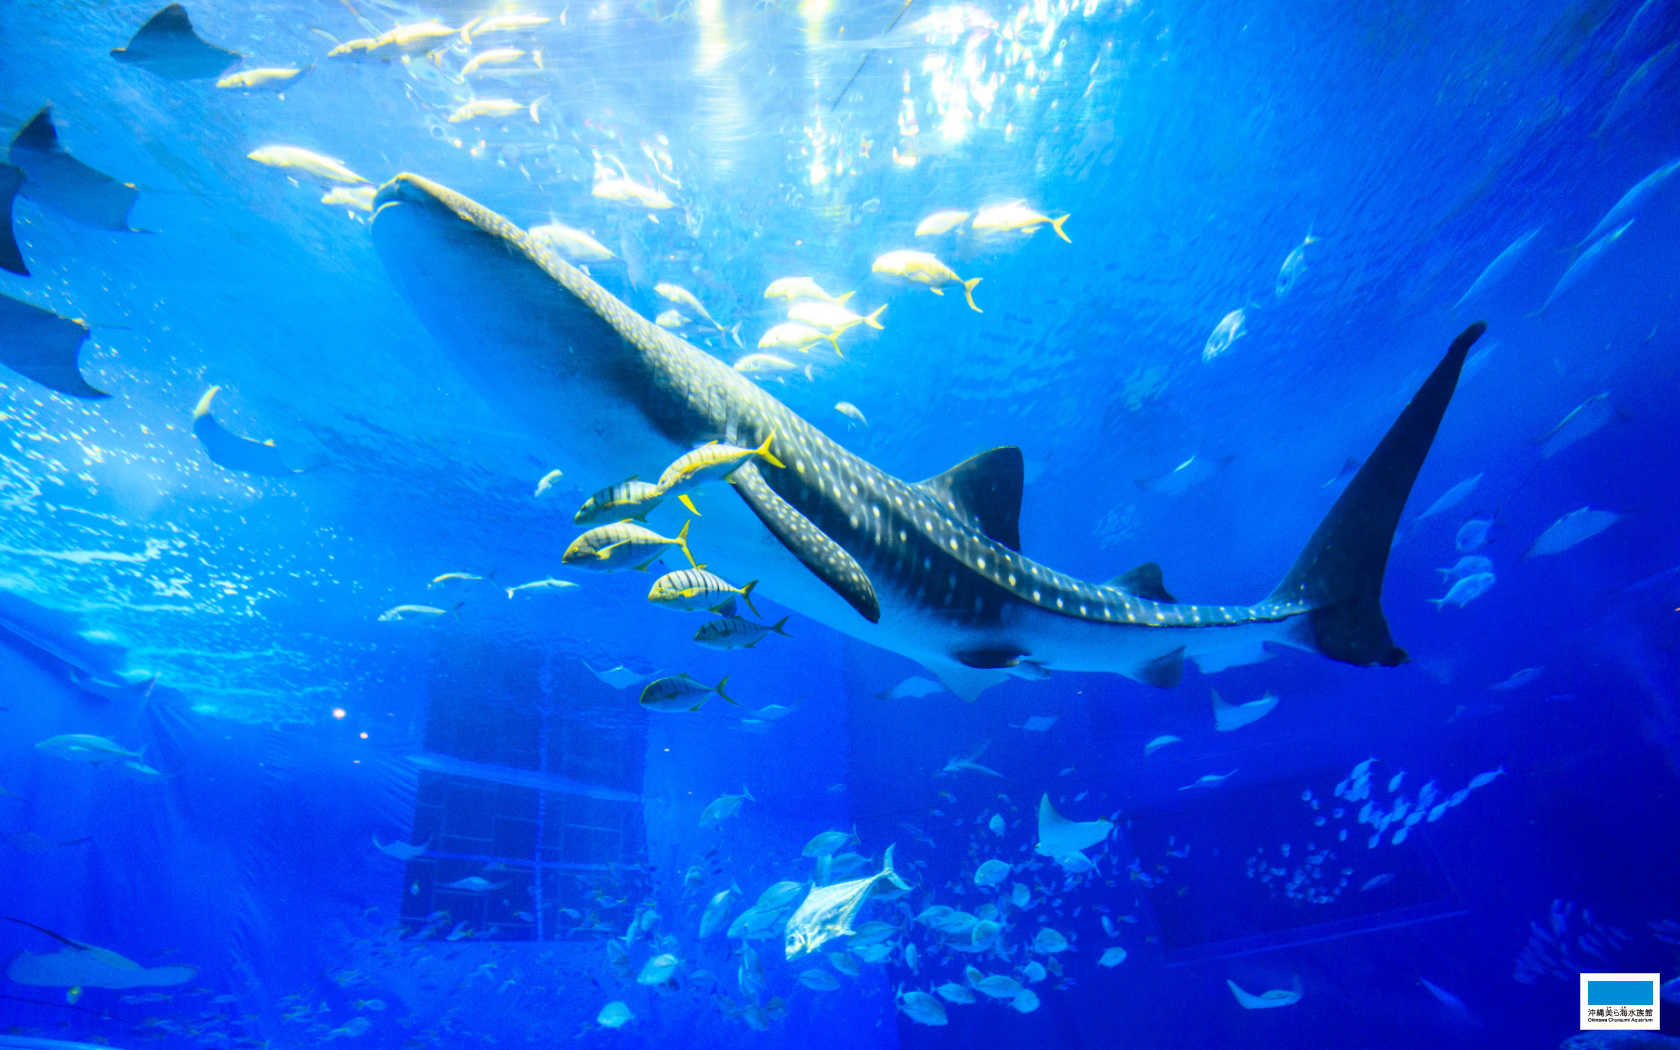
[1011,988,1041,1013]
[216,67,305,90]
[596,1001,632,1028]
[319,185,375,211]
[1456,517,1493,553]
[1030,927,1069,954]
[1438,555,1494,581]
[656,282,721,329]
[1212,689,1278,731]
[897,988,948,1025]
[528,223,616,262]
[799,968,841,990]
[247,145,367,185]
[1202,309,1246,362]
[757,321,840,355]
[871,250,982,312]
[636,954,679,985]
[698,786,755,826]
[461,48,524,76]
[1453,227,1541,310]
[34,734,143,765]
[1541,393,1619,459]
[1490,667,1543,691]
[973,859,1011,887]
[655,308,687,329]
[1227,976,1303,1009]
[1144,734,1182,756]
[988,814,1006,836]
[467,13,553,39]
[449,98,527,122]
[733,353,798,376]
[533,468,564,497]
[1431,572,1496,609]
[763,277,854,303]
[1417,473,1483,520]
[1525,507,1622,559]
[788,300,886,334]
[1099,947,1127,967]
[1419,977,1468,1010]
[1467,766,1505,789]
[1274,229,1318,298]
[1179,770,1239,791]
[834,401,868,427]
[592,174,672,209]
[1582,159,1680,245]
[971,201,1070,242]
[934,982,975,1004]
[914,210,971,236]
[378,603,460,622]
[505,578,578,598]
[1541,219,1634,310]
[1388,771,1406,793]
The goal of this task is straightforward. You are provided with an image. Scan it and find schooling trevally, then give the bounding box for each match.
[370,173,1483,702]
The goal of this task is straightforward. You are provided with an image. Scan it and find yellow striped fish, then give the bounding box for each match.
[656,435,783,515]
[561,520,695,572]
[694,615,791,650]
[648,568,759,617]
[574,477,664,524]
[639,674,734,712]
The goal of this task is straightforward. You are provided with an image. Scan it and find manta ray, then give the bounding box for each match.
[370,174,1484,701]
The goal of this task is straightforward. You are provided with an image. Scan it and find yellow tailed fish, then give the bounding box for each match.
[648,568,760,617]
[656,435,784,515]
[561,519,696,572]
[871,250,982,312]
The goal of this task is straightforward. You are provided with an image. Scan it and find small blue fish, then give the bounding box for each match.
[1456,517,1493,553]
[1274,229,1319,298]
[1453,228,1541,310]
[1430,572,1495,609]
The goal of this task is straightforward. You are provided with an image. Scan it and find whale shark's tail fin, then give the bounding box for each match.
[1268,322,1485,667]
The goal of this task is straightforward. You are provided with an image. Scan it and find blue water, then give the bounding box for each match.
[2,0,1678,1046]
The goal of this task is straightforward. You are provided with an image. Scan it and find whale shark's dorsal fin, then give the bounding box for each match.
[732,462,881,623]
[1106,562,1177,604]
[916,446,1023,552]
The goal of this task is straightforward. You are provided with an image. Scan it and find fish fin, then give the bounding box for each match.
[954,648,1027,670]
[836,290,855,303]
[1134,647,1185,689]
[916,447,1023,552]
[1051,214,1071,243]
[929,286,944,296]
[738,581,759,619]
[864,304,887,329]
[754,431,785,469]
[713,675,734,704]
[824,332,842,357]
[742,785,755,801]
[961,277,982,313]
[674,519,698,568]
[0,164,26,276]
[1105,562,1177,603]
[450,601,463,619]
[881,843,911,891]
[928,660,1006,703]
[730,463,880,623]
[3,917,86,950]
[770,616,790,637]
[679,492,700,516]
[1267,323,1483,666]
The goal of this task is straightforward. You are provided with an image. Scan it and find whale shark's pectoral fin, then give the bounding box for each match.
[916,446,1023,551]
[731,463,880,623]
[1133,646,1186,689]
[1107,562,1177,604]
[954,647,1030,670]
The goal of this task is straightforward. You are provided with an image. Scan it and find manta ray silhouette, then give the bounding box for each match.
[0,293,108,399]
[191,386,314,476]
[8,108,140,232]
[110,4,241,80]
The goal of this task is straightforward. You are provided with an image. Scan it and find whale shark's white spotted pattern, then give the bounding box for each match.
[372,174,1481,698]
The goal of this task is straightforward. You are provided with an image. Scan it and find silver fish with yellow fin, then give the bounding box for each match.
[561,520,695,572]
[649,568,760,617]
[639,673,733,712]
[574,477,663,524]
[656,436,783,515]
[785,845,910,958]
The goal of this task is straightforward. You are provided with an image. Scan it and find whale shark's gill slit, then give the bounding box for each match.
[916,446,1024,552]
[732,463,881,623]
[1270,322,1486,667]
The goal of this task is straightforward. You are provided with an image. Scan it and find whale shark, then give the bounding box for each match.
[370,174,1484,701]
